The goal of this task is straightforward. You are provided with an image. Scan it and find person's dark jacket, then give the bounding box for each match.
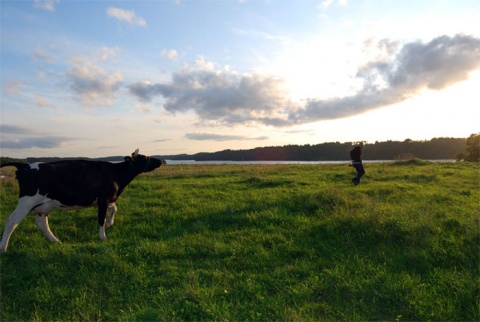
[350,146,363,163]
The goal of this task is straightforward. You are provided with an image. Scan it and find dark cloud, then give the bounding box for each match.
[385,34,480,90]
[186,133,248,141]
[66,58,123,107]
[294,34,480,122]
[129,69,298,125]
[186,133,269,141]
[129,34,480,126]
[0,124,73,149]
[0,124,40,135]
[0,137,71,149]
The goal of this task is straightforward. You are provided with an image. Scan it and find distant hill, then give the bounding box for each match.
[157,137,467,161]
[1,137,467,164]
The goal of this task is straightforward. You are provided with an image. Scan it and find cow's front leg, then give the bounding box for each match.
[97,201,109,240]
[35,214,60,243]
[105,203,117,229]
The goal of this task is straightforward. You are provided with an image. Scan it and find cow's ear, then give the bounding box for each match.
[132,149,139,158]
[124,156,132,162]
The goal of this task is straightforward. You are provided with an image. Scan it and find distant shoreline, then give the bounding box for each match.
[165,159,456,165]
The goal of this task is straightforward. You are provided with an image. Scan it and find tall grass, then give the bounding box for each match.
[1,162,479,320]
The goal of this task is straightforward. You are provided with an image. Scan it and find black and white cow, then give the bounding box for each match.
[0,149,163,253]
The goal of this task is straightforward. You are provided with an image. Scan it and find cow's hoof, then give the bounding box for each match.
[48,237,60,243]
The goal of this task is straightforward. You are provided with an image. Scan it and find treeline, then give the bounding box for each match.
[163,137,467,161]
[0,137,468,164]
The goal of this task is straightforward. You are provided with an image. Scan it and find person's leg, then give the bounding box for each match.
[353,163,365,184]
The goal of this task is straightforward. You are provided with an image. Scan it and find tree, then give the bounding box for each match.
[457,133,479,162]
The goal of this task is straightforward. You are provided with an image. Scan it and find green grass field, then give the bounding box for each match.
[1,161,479,321]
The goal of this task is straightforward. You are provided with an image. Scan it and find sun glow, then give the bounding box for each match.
[271,38,364,103]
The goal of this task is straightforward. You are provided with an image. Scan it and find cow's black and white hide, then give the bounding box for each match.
[0,149,164,253]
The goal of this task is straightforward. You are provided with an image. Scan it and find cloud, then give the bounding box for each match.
[35,96,54,108]
[0,137,70,149]
[0,124,40,135]
[378,34,480,90]
[161,49,179,61]
[319,0,348,10]
[232,28,291,45]
[0,124,72,149]
[33,48,54,63]
[96,46,120,61]
[66,55,124,107]
[107,7,147,27]
[129,60,298,126]
[186,133,268,141]
[2,80,24,96]
[292,34,480,123]
[133,103,153,113]
[186,133,247,141]
[129,34,480,127]
[33,0,58,11]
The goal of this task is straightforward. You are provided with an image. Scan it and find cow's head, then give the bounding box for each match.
[124,149,163,173]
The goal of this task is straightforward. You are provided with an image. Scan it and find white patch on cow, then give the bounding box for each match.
[35,214,59,243]
[0,190,103,252]
[33,198,97,213]
[0,191,46,252]
[29,162,42,170]
[33,199,59,214]
[106,203,117,228]
[99,225,107,240]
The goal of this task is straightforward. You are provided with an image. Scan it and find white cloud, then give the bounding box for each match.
[35,96,54,108]
[133,103,154,113]
[66,55,124,107]
[96,46,120,61]
[37,72,46,80]
[33,0,58,11]
[33,48,54,63]
[106,7,147,27]
[161,49,179,60]
[194,56,216,71]
[319,0,347,10]
[319,0,334,9]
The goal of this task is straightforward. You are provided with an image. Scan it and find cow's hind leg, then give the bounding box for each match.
[35,214,59,243]
[105,203,117,229]
[0,195,43,253]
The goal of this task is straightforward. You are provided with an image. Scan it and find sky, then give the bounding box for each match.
[1,0,479,158]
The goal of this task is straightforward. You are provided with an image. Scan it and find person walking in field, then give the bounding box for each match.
[350,142,365,185]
